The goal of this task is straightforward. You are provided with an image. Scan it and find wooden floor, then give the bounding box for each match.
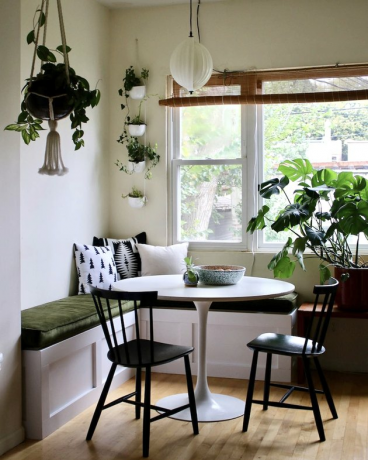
[3,371,368,460]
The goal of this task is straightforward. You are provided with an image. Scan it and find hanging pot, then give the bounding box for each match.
[334,267,368,311]
[128,124,146,137]
[26,79,73,120]
[129,85,146,100]
[127,160,146,173]
[128,196,146,208]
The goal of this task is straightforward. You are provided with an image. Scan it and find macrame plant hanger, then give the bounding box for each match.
[29,0,70,176]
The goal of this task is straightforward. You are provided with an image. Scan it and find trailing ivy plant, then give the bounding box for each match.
[118,66,149,102]
[4,6,100,150]
[116,138,160,180]
[247,158,368,282]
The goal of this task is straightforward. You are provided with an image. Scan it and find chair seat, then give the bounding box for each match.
[107,339,194,367]
[247,333,325,356]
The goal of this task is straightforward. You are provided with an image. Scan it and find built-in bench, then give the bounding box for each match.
[22,291,298,440]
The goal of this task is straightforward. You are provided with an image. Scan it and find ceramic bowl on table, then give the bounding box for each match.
[196,265,246,285]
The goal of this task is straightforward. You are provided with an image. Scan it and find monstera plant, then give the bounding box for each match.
[247,158,368,291]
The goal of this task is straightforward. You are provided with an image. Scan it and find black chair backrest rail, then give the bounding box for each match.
[90,287,157,365]
[303,278,338,354]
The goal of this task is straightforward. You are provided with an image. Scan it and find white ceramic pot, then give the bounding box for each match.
[129,86,146,100]
[128,124,146,137]
[128,196,146,208]
[127,160,146,173]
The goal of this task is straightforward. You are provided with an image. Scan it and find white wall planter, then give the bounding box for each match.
[128,124,146,137]
[129,85,146,100]
[127,160,146,173]
[128,196,147,208]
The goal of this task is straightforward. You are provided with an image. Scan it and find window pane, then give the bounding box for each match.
[180,105,241,160]
[178,164,242,242]
[263,100,368,244]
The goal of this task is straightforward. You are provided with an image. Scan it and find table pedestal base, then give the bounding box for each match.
[156,393,245,422]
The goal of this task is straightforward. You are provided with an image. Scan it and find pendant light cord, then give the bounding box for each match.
[197,0,201,42]
[189,0,202,41]
[189,0,193,37]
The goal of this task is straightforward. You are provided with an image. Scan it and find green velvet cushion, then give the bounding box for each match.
[142,292,298,313]
[21,295,135,350]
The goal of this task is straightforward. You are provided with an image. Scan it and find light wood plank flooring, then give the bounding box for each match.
[3,371,368,460]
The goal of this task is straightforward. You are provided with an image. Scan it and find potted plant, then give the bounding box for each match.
[122,186,147,208]
[183,256,199,287]
[116,138,160,179]
[127,114,146,137]
[4,7,100,151]
[119,66,149,100]
[247,158,368,310]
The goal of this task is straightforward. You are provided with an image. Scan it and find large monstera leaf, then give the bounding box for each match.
[259,176,289,199]
[247,205,270,233]
[268,237,296,278]
[337,201,368,236]
[271,203,310,232]
[304,225,326,246]
[278,158,315,182]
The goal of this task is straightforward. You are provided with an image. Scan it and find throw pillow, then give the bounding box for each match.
[136,242,188,276]
[93,232,146,280]
[74,243,117,294]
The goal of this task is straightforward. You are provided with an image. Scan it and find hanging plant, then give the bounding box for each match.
[122,186,147,208]
[116,138,160,180]
[4,0,101,175]
[116,67,159,179]
[119,66,149,100]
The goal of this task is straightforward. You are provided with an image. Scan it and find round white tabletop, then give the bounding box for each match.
[113,274,295,422]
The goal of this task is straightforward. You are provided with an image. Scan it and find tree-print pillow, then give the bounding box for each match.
[74,243,117,294]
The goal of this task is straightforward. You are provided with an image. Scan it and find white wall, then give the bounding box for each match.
[0,1,23,454]
[108,0,368,300]
[0,0,111,453]
[20,0,111,309]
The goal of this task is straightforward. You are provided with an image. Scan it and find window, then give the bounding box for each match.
[164,66,368,249]
[171,104,245,247]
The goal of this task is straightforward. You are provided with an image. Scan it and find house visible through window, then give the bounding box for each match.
[164,66,368,249]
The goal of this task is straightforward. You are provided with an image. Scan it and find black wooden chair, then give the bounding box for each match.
[86,287,199,457]
[242,278,339,442]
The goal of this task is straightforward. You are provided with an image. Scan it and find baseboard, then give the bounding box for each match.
[0,427,25,456]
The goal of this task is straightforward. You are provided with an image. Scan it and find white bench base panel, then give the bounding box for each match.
[22,311,136,440]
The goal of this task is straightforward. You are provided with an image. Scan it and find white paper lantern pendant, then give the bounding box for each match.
[170,0,213,94]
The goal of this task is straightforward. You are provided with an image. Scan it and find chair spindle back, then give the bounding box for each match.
[90,287,158,365]
[302,277,339,354]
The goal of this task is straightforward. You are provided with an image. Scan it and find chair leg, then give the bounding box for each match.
[86,363,117,440]
[143,367,151,458]
[242,350,259,432]
[184,354,199,435]
[303,356,325,442]
[314,357,338,419]
[135,368,142,420]
[263,353,272,411]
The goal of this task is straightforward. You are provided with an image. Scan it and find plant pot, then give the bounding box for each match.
[128,124,146,137]
[25,79,73,120]
[183,272,199,287]
[334,267,368,311]
[127,160,146,173]
[129,86,146,100]
[128,196,146,208]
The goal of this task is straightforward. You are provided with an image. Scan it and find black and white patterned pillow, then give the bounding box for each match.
[74,243,117,294]
[93,232,146,280]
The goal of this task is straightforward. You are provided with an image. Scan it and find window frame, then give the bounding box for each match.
[170,104,258,250]
[167,66,368,252]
